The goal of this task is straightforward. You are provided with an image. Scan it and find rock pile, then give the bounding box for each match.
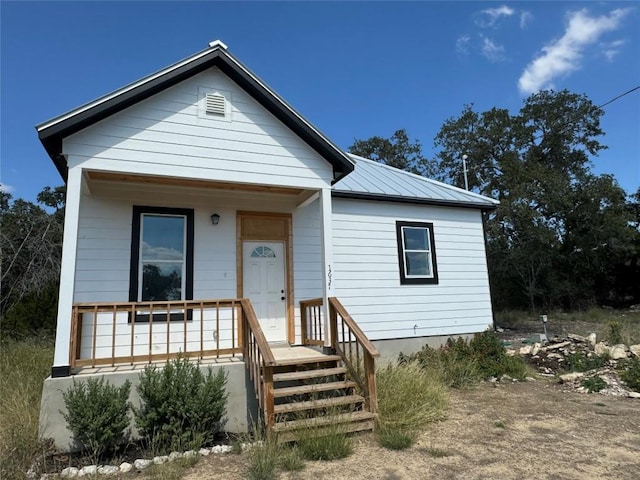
[506,333,640,398]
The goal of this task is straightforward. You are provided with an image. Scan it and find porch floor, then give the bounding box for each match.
[72,345,329,376]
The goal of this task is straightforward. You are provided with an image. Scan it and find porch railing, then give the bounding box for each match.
[299,297,380,413]
[70,299,247,368]
[239,299,276,428]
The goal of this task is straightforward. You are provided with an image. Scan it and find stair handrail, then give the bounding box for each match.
[240,299,276,428]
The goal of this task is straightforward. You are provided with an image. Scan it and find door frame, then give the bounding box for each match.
[236,211,294,343]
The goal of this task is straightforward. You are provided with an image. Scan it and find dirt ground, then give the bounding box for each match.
[178,380,640,480]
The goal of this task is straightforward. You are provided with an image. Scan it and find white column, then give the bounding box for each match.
[52,166,83,375]
[319,187,334,348]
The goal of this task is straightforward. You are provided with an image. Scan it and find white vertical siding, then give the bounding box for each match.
[62,68,334,190]
[332,198,493,340]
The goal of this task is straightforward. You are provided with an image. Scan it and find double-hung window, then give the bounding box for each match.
[129,206,194,320]
[396,221,439,285]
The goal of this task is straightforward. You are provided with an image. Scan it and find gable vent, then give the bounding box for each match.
[205,94,226,115]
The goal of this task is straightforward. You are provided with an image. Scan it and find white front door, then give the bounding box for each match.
[242,241,287,343]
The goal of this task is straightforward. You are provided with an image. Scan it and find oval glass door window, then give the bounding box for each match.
[250,245,276,258]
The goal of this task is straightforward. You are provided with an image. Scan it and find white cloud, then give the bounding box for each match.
[601,39,626,61]
[0,183,15,194]
[520,11,533,29]
[456,35,471,55]
[481,36,506,62]
[518,8,631,94]
[476,5,515,28]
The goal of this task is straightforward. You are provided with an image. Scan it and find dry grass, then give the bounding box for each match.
[0,339,53,480]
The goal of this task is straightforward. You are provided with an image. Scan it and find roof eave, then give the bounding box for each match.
[331,190,499,211]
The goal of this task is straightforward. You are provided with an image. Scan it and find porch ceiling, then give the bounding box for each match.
[86,171,305,196]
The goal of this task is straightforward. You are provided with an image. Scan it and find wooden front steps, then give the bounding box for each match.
[269,353,376,442]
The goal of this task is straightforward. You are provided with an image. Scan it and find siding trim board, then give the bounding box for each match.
[36,45,354,183]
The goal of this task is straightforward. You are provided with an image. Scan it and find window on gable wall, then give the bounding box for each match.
[395,221,439,285]
[129,206,194,320]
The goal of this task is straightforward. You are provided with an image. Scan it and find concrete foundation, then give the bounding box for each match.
[371,334,475,361]
[39,361,257,451]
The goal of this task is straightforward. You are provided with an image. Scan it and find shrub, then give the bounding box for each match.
[277,445,305,472]
[135,356,228,453]
[620,357,640,393]
[564,351,608,372]
[246,439,279,480]
[608,320,623,344]
[62,377,131,461]
[297,429,353,461]
[581,376,607,393]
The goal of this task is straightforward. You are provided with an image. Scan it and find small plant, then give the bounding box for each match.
[135,356,228,454]
[424,447,449,458]
[297,430,353,461]
[377,426,415,450]
[581,376,607,393]
[493,420,506,429]
[144,456,199,480]
[608,319,623,344]
[62,377,131,462]
[620,357,640,393]
[564,351,608,372]
[278,445,305,472]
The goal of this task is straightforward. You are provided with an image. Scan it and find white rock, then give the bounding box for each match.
[628,392,640,399]
[211,445,223,454]
[60,467,79,478]
[199,448,210,456]
[220,445,233,453]
[134,459,153,470]
[505,348,516,357]
[609,344,628,360]
[560,372,584,382]
[119,462,133,473]
[169,451,183,461]
[78,465,97,477]
[153,456,169,465]
[594,342,609,356]
[629,345,640,358]
[183,450,197,458]
[525,376,537,382]
[546,341,571,350]
[531,343,541,356]
[519,345,532,355]
[587,333,597,346]
[97,465,119,476]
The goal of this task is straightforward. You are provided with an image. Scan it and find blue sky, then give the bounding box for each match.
[1,1,638,202]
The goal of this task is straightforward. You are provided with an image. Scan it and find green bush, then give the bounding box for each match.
[581,376,607,393]
[564,351,608,372]
[400,331,530,387]
[62,377,131,461]
[608,320,623,344]
[135,356,228,453]
[620,357,640,393]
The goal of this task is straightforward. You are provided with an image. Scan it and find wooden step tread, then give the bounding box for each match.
[274,394,364,414]
[276,419,375,443]
[274,354,342,367]
[273,380,356,398]
[273,367,347,382]
[273,411,375,432]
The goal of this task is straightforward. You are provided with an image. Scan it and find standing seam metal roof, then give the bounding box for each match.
[333,154,499,209]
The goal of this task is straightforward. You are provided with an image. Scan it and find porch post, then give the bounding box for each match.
[319,187,334,350]
[51,166,83,377]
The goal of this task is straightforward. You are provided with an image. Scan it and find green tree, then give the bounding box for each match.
[349,129,437,178]
[0,186,65,336]
[434,90,636,310]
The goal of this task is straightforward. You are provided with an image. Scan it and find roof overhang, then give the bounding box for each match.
[36,43,355,183]
[331,190,498,211]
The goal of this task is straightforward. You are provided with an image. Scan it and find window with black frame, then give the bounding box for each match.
[129,206,194,321]
[395,221,439,285]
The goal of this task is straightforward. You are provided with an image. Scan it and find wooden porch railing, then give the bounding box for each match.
[70,299,249,368]
[239,299,276,428]
[299,297,380,413]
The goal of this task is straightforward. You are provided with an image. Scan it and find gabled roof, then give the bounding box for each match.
[333,154,499,210]
[36,40,355,182]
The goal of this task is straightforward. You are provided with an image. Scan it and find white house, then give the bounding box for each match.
[36,41,498,448]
